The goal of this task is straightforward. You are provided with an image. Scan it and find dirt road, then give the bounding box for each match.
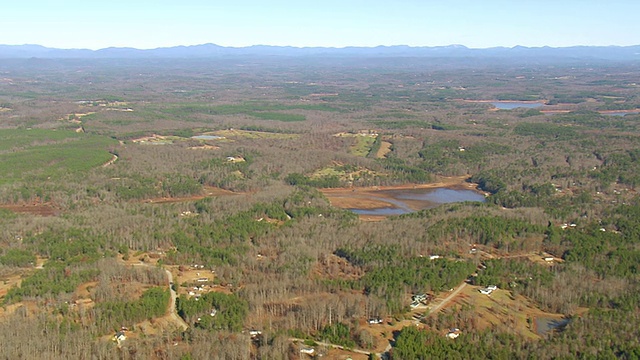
[132,263,188,331]
[165,269,189,331]
[290,338,373,356]
[428,282,467,315]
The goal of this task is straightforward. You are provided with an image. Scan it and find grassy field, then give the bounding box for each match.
[211,129,298,140]
[0,129,117,184]
[350,136,377,157]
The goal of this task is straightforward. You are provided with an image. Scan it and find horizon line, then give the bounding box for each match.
[2,43,640,52]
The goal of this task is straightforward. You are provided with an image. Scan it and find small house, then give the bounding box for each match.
[114,331,127,343]
[479,286,496,295]
[447,328,461,339]
[412,294,428,302]
[300,347,315,355]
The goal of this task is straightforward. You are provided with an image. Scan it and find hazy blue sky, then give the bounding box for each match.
[2,0,639,49]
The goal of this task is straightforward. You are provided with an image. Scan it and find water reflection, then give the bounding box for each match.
[351,188,485,216]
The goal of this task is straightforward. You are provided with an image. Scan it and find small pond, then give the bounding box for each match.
[491,101,544,110]
[600,111,636,116]
[350,188,485,216]
[535,317,571,336]
[192,135,223,140]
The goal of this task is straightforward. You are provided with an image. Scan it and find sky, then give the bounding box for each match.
[2,0,639,50]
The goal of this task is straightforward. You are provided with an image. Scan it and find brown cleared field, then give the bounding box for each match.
[0,203,59,216]
[375,140,392,158]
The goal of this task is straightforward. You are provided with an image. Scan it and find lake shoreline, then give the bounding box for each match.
[320,176,485,220]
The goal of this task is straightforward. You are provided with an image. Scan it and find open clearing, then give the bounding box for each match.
[211,129,298,140]
[443,285,570,339]
[144,186,239,204]
[376,140,392,158]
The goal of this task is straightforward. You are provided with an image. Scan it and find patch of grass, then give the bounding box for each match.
[160,101,340,121]
[247,111,305,122]
[350,136,377,157]
[213,129,297,140]
[311,166,346,179]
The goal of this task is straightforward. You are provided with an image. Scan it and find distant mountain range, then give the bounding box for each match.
[0,43,639,60]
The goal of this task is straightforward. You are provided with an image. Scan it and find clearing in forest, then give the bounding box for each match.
[211,129,298,140]
[442,285,573,340]
[375,140,392,158]
[143,186,239,204]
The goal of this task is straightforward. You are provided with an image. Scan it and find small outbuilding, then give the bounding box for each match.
[447,328,461,339]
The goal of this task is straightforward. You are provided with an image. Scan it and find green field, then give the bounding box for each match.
[350,135,377,157]
[0,129,117,184]
[158,102,343,122]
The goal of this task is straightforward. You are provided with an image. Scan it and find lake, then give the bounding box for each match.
[350,188,485,216]
[491,101,544,110]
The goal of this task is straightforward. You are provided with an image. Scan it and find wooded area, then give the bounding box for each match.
[0,56,639,359]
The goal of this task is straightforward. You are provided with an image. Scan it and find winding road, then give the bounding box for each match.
[132,262,188,331]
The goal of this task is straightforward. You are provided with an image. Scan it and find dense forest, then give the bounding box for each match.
[0,55,639,359]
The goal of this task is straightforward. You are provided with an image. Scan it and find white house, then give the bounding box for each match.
[479,285,497,295]
[114,331,127,343]
[300,347,315,355]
